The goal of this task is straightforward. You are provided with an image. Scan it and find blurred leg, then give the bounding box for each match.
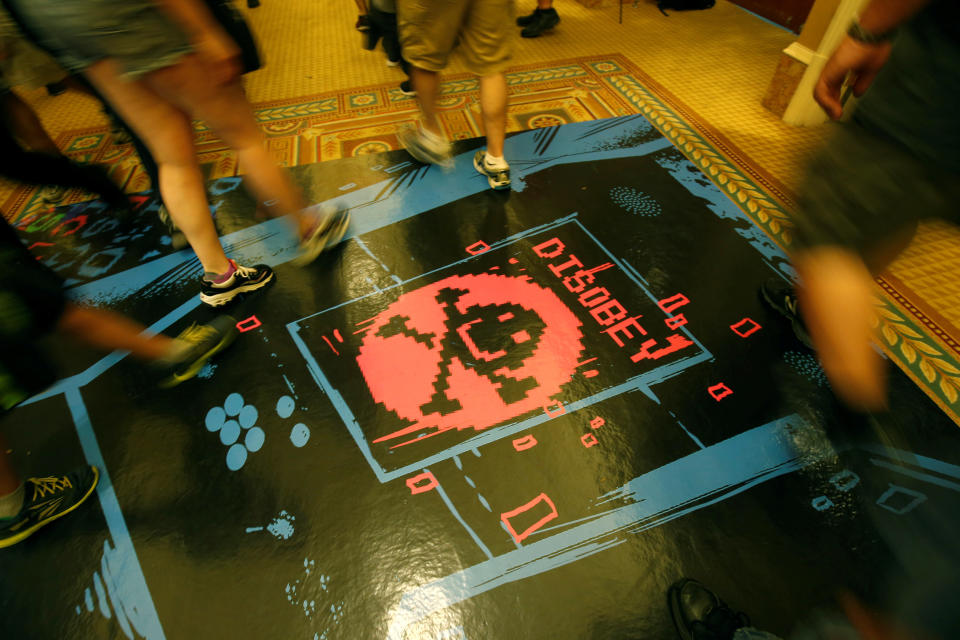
[795,247,887,411]
[410,66,442,135]
[84,59,231,275]
[479,73,507,157]
[56,304,173,362]
[140,55,309,231]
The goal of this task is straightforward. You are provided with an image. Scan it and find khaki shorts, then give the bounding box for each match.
[398,0,515,76]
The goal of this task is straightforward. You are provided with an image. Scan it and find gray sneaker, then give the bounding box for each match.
[398,125,453,169]
[473,151,511,190]
[293,203,351,267]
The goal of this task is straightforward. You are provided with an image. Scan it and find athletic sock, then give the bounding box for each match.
[0,483,25,520]
[203,260,237,286]
[420,125,447,146]
[484,153,508,170]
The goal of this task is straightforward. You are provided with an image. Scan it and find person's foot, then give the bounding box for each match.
[516,8,540,26]
[155,315,239,388]
[387,58,401,68]
[399,80,416,96]
[199,260,275,307]
[521,8,560,38]
[45,81,67,97]
[473,150,511,190]
[157,204,188,250]
[668,579,750,640]
[355,14,371,31]
[39,184,69,204]
[0,466,99,549]
[293,203,351,267]
[760,278,814,349]
[398,124,453,169]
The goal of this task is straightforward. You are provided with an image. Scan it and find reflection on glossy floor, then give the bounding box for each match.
[2,117,959,639]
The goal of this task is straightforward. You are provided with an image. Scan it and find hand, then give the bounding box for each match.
[192,28,242,86]
[814,35,893,120]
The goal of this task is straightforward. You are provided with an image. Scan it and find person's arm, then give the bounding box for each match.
[153,0,241,84]
[813,0,931,120]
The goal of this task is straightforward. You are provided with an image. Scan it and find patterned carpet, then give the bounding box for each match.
[5,53,959,424]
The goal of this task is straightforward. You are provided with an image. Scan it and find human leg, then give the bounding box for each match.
[0,126,129,208]
[0,90,60,155]
[138,57,312,227]
[479,73,507,158]
[56,304,173,361]
[83,59,231,276]
[0,435,19,498]
[794,247,887,412]
[410,66,441,135]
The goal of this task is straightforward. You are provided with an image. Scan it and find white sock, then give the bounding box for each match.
[419,124,446,145]
[0,483,25,519]
[484,153,508,169]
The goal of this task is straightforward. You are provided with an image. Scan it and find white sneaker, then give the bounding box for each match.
[398,124,453,169]
[473,151,511,190]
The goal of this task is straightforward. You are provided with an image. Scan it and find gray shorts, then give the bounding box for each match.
[5,0,192,79]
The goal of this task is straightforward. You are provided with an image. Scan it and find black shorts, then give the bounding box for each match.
[792,121,960,255]
[0,216,64,411]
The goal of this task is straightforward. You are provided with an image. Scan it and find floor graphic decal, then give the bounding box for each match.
[2,116,958,640]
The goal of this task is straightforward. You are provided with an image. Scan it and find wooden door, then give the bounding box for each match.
[730,0,816,33]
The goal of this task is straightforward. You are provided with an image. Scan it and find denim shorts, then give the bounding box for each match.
[5,0,192,79]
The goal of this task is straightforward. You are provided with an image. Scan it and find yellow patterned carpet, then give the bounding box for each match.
[3,0,959,418]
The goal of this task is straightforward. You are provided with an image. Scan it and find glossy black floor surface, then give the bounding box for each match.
[2,117,959,640]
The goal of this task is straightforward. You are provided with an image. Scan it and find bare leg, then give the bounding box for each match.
[0,91,61,156]
[56,304,173,362]
[537,0,553,8]
[410,66,442,136]
[84,59,231,275]
[139,55,311,233]
[795,247,887,411]
[479,73,507,158]
[354,0,368,13]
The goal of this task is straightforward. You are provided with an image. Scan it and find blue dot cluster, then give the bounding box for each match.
[205,392,266,471]
[276,395,311,447]
[609,187,662,217]
[784,350,830,387]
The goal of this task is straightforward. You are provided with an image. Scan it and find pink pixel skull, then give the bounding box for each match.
[356,273,585,446]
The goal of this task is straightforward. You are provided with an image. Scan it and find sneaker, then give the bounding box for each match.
[355,14,371,31]
[387,58,401,68]
[39,185,69,204]
[521,8,560,38]
[0,466,99,549]
[516,8,541,26]
[759,278,814,349]
[398,124,453,169]
[293,203,351,267]
[199,260,274,307]
[399,80,416,96]
[45,81,67,97]
[473,150,511,190]
[156,315,239,388]
[668,578,750,640]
